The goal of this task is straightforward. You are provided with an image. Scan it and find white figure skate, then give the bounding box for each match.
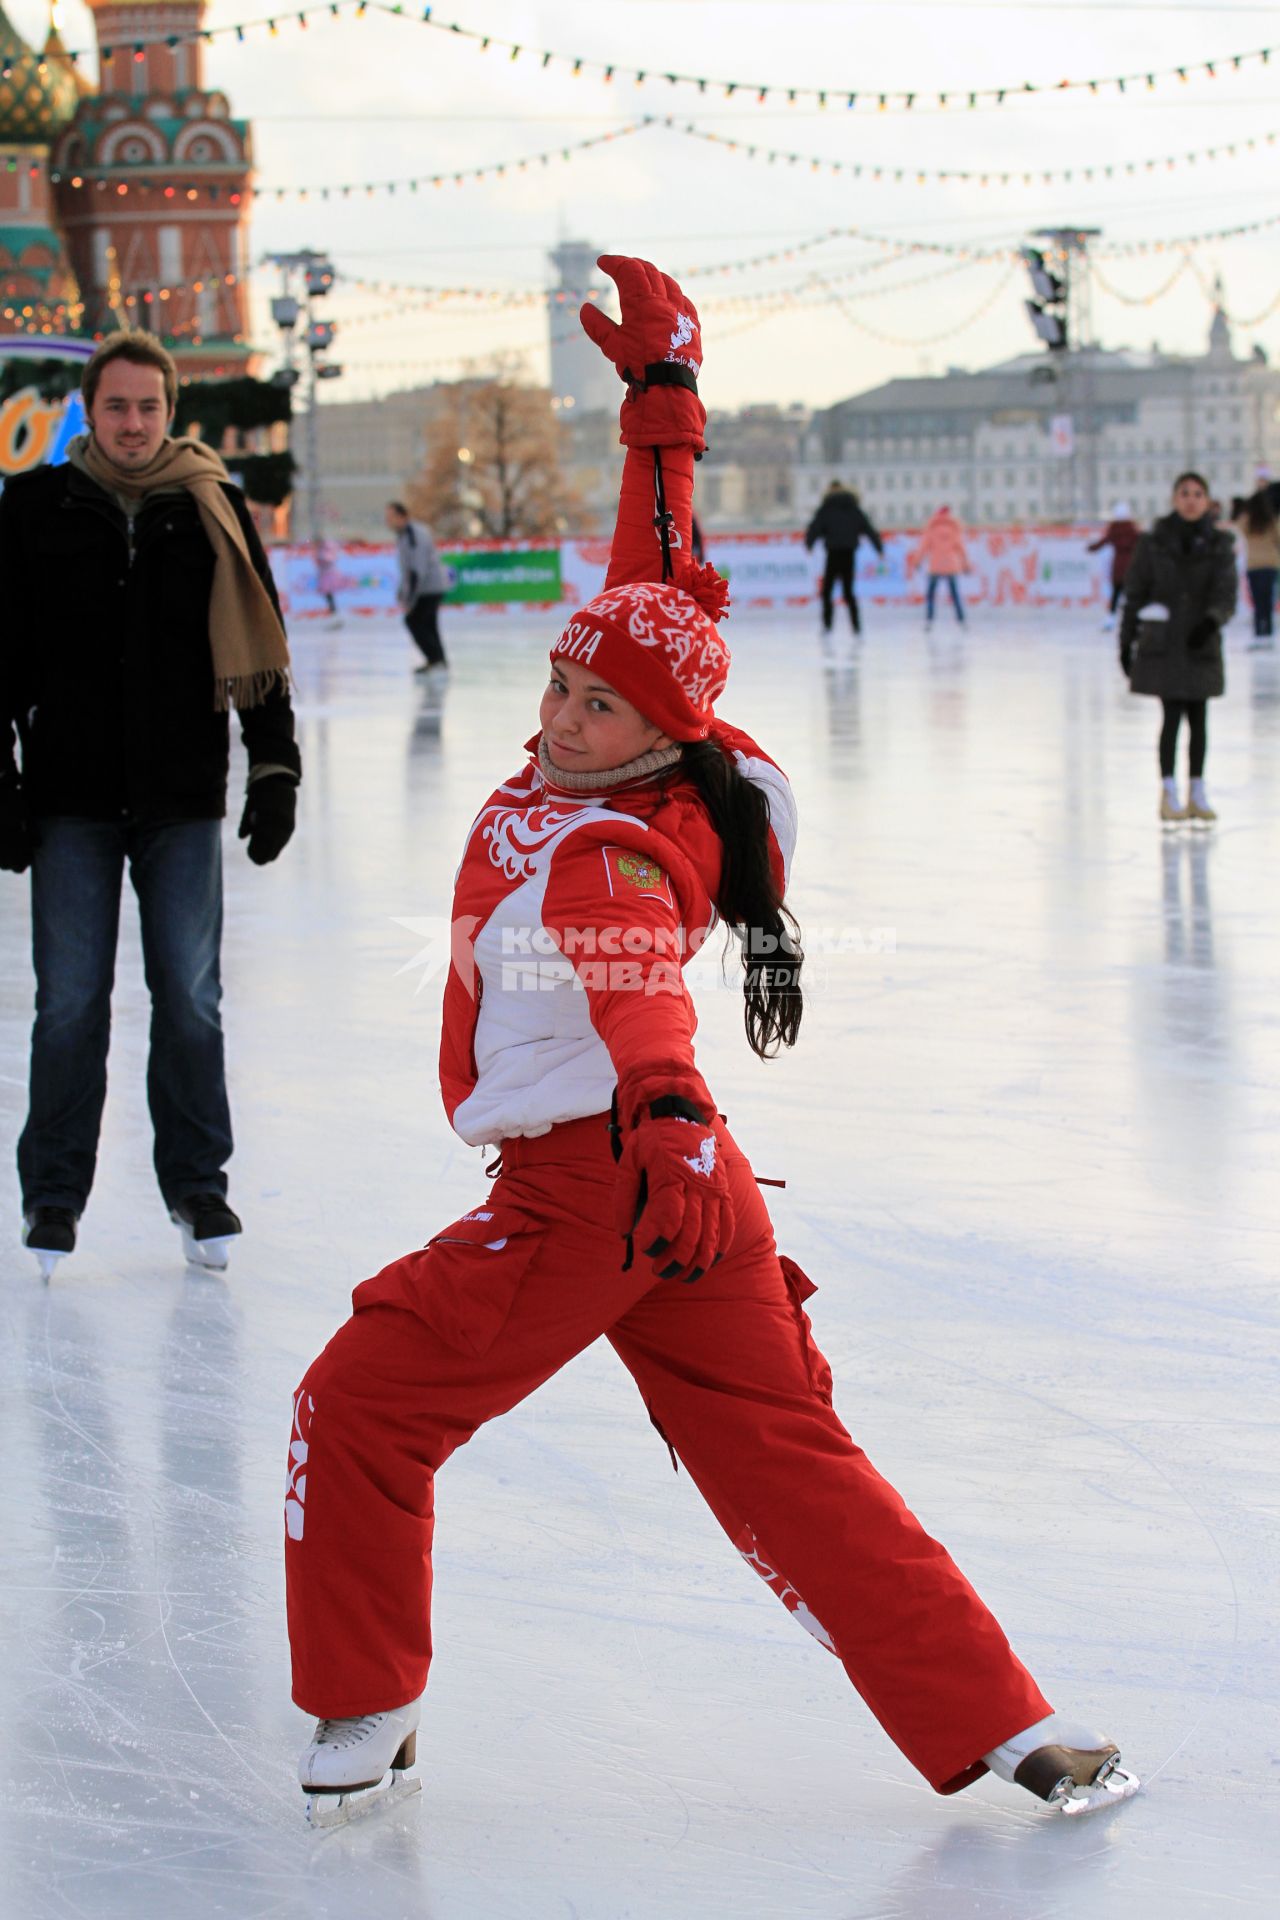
[299,1697,423,1830]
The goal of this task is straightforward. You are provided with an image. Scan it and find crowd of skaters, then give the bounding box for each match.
[803,467,1278,825]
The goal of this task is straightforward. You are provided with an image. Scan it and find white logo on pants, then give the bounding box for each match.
[736,1524,837,1653]
[285,1389,313,1541]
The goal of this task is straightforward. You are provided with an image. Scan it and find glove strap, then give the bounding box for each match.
[647,1093,711,1125]
[640,361,700,395]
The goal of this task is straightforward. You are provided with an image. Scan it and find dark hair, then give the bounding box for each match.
[386,500,409,517]
[82,330,178,413]
[680,741,804,1059]
[1243,491,1277,536]
[1172,470,1209,495]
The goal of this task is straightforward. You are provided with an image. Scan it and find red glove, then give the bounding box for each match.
[581,255,707,454]
[613,1090,734,1284]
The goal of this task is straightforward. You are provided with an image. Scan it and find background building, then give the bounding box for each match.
[801,304,1280,529]
[1,0,254,375]
[0,4,81,325]
[51,0,254,377]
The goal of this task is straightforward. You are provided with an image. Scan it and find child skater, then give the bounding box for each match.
[284,257,1137,1828]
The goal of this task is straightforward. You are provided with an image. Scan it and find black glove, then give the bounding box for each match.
[1187,615,1218,652]
[0,777,32,874]
[238,773,297,865]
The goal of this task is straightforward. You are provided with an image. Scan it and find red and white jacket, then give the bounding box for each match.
[440,725,797,1146]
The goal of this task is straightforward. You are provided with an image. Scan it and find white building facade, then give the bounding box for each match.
[800,309,1280,529]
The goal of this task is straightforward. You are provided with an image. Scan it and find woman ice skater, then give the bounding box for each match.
[284,257,1137,1829]
[1121,471,1237,825]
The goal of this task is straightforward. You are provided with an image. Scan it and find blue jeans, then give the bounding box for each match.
[18,817,232,1214]
[925,574,965,623]
[1246,566,1276,637]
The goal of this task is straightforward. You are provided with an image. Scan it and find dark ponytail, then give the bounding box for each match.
[681,741,804,1059]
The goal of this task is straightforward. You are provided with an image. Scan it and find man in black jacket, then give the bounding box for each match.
[804,480,884,636]
[0,332,302,1277]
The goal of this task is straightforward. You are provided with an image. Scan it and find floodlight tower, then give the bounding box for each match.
[265,249,341,545]
[1023,227,1102,521]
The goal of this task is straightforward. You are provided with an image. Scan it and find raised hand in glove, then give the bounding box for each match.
[0,776,32,873]
[238,772,297,865]
[613,1092,734,1284]
[1187,614,1219,652]
[580,255,707,453]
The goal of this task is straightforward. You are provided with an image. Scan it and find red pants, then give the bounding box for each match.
[285,1115,1049,1794]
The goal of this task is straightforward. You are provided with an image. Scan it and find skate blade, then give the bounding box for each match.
[177,1225,235,1271]
[305,1771,421,1831]
[28,1247,67,1282]
[1054,1762,1141,1816]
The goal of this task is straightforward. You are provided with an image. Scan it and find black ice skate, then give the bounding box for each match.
[298,1698,423,1830]
[170,1193,242,1270]
[22,1205,78,1281]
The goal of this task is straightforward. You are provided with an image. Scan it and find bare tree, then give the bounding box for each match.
[407,375,589,540]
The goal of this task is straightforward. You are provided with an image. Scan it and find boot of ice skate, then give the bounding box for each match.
[298,1696,423,1829]
[1186,779,1217,826]
[22,1205,78,1281]
[1160,779,1187,826]
[984,1713,1139,1816]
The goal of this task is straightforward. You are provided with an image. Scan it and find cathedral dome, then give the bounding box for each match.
[0,4,80,145]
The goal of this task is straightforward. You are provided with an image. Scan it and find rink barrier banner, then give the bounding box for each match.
[273,526,1251,620]
[446,548,563,604]
[0,337,95,483]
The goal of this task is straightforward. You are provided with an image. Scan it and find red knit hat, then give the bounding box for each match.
[550,575,731,742]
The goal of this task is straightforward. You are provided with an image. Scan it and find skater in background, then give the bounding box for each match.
[386,500,449,673]
[913,505,970,629]
[314,537,343,628]
[690,508,706,564]
[0,332,301,1278]
[1120,471,1237,825]
[284,256,1136,1831]
[804,479,883,638]
[1087,502,1139,631]
[1230,489,1279,649]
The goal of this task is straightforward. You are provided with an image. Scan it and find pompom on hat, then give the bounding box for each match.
[551,568,730,742]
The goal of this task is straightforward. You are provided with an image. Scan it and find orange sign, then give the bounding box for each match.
[0,386,67,475]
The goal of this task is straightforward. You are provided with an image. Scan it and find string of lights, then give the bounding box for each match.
[254,121,652,200]
[323,206,1280,317]
[1104,207,1280,253]
[811,263,1019,346]
[670,116,1280,189]
[1183,255,1280,326]
[371,7,1274,115]
[29,4,1275,116]
[1089,254,1194,306]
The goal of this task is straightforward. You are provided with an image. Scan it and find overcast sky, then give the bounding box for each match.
[27,0,1280,407]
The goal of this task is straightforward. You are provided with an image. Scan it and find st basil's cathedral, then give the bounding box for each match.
[0,1,254,378]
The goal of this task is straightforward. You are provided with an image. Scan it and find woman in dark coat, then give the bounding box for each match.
[1119,472,1237,825]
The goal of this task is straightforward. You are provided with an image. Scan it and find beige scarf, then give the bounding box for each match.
[76,433,291,711]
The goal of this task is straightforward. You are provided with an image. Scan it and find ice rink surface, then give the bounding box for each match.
[2,604,1278,1920]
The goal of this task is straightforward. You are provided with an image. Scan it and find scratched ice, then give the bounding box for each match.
[1,607,1277,1920]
